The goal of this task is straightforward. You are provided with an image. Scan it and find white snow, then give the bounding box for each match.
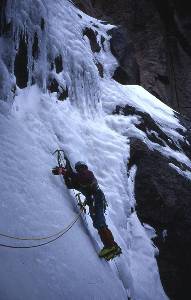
[0,80,169,299]
[2,0,189,299]
[101,79,191,169]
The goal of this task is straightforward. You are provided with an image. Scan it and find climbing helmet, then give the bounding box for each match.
[75,161,87,171]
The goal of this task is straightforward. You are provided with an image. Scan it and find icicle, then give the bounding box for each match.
[1,0,102,116]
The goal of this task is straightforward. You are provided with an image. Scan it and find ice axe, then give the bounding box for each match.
[52,149,66,167]
[52,150,67,175]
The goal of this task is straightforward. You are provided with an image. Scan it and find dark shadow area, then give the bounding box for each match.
[83,27,101,53]
[14,36,28,88]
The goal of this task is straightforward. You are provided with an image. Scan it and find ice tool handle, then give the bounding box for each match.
[53,149,66,167]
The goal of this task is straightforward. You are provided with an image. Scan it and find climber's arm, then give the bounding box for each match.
[63,169,79,189]
[52,166,76,188]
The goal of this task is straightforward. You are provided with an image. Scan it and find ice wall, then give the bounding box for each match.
[0,0,115,117]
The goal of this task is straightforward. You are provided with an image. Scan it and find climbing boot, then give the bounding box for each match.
[99,245,118,258]
[104,246,122,260]
[98,227,120,257]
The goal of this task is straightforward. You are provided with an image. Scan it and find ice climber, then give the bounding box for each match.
[52,160,121,258]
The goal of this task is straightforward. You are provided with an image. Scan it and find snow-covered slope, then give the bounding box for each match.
[1,0,190,299]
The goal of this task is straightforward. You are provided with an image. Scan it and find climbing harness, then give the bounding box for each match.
[75,193,87,214]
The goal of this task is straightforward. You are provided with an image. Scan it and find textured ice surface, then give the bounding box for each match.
[2,0,189,299]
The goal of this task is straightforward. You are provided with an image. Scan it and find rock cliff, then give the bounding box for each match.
[74,0,191,119]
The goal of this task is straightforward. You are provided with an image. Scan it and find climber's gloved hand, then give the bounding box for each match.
[52,166,66,175]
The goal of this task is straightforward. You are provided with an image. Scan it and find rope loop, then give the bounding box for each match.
[0,150,86,249]
[0,208,83,249]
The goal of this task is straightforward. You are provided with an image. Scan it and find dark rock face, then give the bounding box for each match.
[129,138,191,300]
[108,27,140,85]
[0,0,11,36]
[32,32,39,60]
[14,36,28,89]
[74,0,191,119]
[83,27,101,53]
[95,61,104,78]
[114,103,191,300]
[73,0,94,15]
[54,55,63,74]
[47,78,68,101]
